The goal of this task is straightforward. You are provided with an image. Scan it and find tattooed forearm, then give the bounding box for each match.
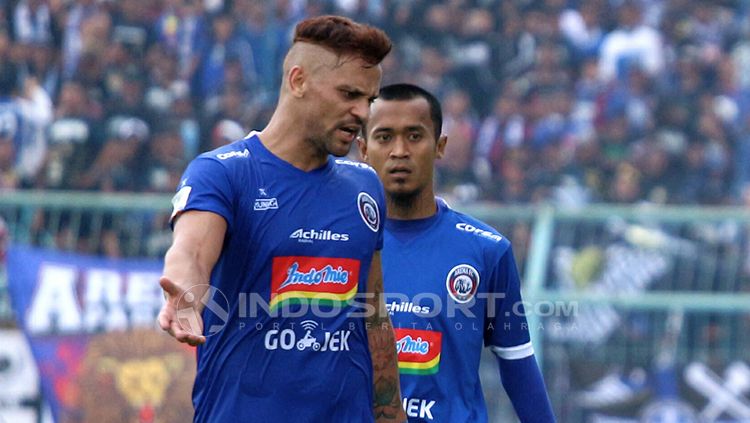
[367,305,405,422]
[366,252,405,422]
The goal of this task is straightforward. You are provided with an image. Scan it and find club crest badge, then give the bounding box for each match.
[358,192,380,232]
[446,264,480,303]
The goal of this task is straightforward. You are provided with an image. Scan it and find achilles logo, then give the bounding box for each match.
[402,398,436,420]
[386,301,431,316]
[290,228,350,243]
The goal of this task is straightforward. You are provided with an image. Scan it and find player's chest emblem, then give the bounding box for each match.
[446,264,480,303]
[357,192,379,232]
[254,187,278,211]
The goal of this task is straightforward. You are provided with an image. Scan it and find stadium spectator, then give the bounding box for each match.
[0,62,53,189]
[142,123,187,193]
[76,115,148,192]
[436,88,478,189]
[43,80,101,189]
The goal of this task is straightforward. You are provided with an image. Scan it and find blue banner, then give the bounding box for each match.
[7,245,195,423]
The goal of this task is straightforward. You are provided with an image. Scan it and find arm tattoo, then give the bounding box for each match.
[367,276,405,422]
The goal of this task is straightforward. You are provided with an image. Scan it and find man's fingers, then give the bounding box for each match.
[174,323,206,345]
[158,307,173,332]
[158,283,207,346]
[159,276,181,297]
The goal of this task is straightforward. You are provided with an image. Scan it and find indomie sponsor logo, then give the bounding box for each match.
[270,257,360,310]
[279,263,350,289]
[394,328,442,375]
[397,335,430,355]
[455,223,502,242]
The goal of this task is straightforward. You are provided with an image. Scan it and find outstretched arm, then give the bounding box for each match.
[366,251,406,422]
[158,210,226,346]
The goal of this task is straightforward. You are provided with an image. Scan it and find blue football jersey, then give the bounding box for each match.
[382,199,533,422]
[171,133,386,422]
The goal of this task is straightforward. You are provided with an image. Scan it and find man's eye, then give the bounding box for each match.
[408,133,422,141]
[375,134,392,142]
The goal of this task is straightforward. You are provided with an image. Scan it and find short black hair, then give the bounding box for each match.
[375,83,443,139]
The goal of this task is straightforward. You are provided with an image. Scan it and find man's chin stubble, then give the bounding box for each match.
[388,190,420,211]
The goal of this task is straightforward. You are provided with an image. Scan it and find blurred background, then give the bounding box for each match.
[0,0,748,422]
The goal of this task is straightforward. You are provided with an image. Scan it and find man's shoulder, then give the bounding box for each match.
[332,158,378,176]
[332,158,382,189]
[440,201,510,250]
[203,138,253,163]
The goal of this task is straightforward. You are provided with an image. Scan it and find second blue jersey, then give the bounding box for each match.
[382,199,534,422]
[172,134,386,422]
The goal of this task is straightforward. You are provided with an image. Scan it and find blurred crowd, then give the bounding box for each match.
[0,0,749,207]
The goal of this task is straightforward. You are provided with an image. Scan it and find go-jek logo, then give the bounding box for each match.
[270,256,360,310]
[264,320,352,352]
[394,328,442,375]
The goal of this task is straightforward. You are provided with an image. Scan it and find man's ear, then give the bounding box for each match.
[288,65,306,98]
[357,136,368,161]
[436,134,447,159]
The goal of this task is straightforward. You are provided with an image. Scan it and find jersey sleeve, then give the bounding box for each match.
[484,243,534,360]
[170,155,235,231]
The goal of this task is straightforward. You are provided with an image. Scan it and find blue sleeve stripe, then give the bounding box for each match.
[491,342,534,360]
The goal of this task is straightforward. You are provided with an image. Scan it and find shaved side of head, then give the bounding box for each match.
[281,42,342,92]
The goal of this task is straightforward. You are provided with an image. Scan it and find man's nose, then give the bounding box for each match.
[390,136,409,158]
[351,99,369,122]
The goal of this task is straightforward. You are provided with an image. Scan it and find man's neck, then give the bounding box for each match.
[259,111,328,171]
[387,191,437,221]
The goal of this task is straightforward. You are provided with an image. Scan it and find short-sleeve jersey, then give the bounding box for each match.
[171,133,386,422]
[382,199,533,422]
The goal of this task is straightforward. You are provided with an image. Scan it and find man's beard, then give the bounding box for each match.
[305,129,348,157]
[389,188,421,212]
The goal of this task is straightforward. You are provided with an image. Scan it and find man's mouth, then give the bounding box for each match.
[337,125,360,141]
[388,166,411,177]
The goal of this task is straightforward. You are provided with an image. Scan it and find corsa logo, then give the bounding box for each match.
[394,328,442,375]
[270,256,360,310]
